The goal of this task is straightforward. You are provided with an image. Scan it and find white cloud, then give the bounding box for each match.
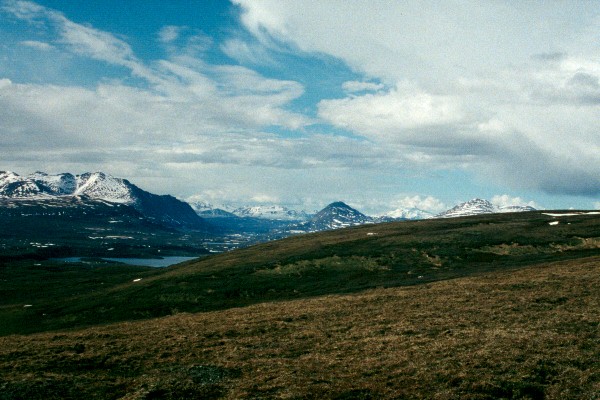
[0,1,312,136]
[250,194,280,203]
[236,1,600,197]
[3,0,600,206]
[594,202,600,210]
[391,195,446,213]
[0,79,313,153]
[0,78,11,89]
[1,0,46,21]
[341,81,384,93]
[491,195,539,209]
[5,0,157,82]
[234,1,600,84]
[220,38,277,66]
[19,40,54,50]
[318,86,464,139]
[158,25,182,43]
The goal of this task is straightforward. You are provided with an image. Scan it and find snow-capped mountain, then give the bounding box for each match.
[0,171,209,231]
[232,205,310,221]
[188,201,222,213]
[436,198,536,218]
[188,201,310,221]
[382,207,434,220]
[299,201,374,232]
[188,201,237,218]
[0,171,134,202]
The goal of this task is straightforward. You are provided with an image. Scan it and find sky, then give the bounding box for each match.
[1,0,600,214]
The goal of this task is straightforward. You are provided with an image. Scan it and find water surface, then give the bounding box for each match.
[56,256,198,268]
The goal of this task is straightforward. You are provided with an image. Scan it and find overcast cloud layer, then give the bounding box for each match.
[1,1,599,212]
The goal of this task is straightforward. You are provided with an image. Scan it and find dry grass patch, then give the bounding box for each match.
[1,257,599,399]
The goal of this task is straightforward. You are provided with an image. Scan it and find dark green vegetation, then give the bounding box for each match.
[0,197,211,261]
[1,211,599,336]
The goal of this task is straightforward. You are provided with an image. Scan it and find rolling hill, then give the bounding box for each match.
[0,230,598,398]
[2,210,599,337]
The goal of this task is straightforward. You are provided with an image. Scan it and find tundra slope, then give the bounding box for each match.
[0,253,598,399]
[3,210,599,336]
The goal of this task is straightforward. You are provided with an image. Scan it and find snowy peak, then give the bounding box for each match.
[436,199,495,218]
[188,201,310,221]
[232,205,310,221]
[436,198,536,218]
[304,201,373,231]
[0,171,56,199]
[0,171,209,231]
[0,171,20,183]
[74,172,134,203]
[188,201,217,214]
[0,171,133,202]
[31,172,77,195]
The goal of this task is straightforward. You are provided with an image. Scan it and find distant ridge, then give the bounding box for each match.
[436,198,536,218]
[299,201,374,232]
[189,201,310,221]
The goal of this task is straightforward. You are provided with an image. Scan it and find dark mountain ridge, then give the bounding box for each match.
[296,201,374,232]
[0,171,210,231]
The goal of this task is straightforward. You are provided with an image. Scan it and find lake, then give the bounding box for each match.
[56,256,199,268]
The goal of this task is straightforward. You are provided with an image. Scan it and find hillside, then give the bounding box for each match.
[2,210,600,336]
[0,255,598,399]
[0,197,210,261]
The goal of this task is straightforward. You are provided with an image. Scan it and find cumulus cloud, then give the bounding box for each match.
[0,80,328,163]
[234,1,600,84]
[318,86,464,138]
[391,195,446,213]
[491,195,539,209]
[236,0,600,197]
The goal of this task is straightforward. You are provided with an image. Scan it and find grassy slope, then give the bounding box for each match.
[2,211,600,335]
[0,256,598,399]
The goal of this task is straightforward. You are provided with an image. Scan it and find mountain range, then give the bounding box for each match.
[0,171,539,239]
[0,171,209,231]
[189,201,311,221]
[190,198,538,235]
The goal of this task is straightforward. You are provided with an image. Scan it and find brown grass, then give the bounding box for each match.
[1,256,598,399]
